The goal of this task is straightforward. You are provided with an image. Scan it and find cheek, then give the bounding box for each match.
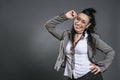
[83,23,90,28]
[83,24,87,28]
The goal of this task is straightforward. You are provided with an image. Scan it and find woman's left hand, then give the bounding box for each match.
[90,64,101,74]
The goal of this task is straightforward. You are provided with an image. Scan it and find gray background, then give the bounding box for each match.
[0,0,120,80]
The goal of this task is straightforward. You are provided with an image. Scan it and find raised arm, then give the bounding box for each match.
[44,10,77,40]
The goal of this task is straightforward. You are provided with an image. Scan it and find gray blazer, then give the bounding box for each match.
[44,14,115,72]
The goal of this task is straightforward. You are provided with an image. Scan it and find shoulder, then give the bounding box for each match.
[91,33,100,39]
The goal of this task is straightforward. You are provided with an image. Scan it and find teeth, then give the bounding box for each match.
[76,27,83,29]
[75,24,83,29]
[76,27,80,29]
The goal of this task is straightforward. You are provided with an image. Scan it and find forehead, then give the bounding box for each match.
[77,13,90,21]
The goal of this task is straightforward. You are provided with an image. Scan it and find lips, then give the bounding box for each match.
[76,27,80,29]
[75,25,83,29]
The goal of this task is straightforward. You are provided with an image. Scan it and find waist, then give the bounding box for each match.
[67,71,103,80]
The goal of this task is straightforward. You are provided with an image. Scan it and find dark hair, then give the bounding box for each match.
[70,8,97,54]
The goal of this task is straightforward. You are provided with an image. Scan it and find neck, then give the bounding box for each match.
[76,33,83,37]
[75,31,85,38]
[76,31,84,34]
[76,32,83,34]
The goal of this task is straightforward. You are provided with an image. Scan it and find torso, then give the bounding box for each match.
[64,32,92,79]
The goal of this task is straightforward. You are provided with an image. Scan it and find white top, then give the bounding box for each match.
[64,33,92,79]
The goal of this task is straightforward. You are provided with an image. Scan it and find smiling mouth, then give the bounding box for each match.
[75,25,83,29]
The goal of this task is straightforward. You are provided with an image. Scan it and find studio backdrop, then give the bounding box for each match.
[0,0,119,80]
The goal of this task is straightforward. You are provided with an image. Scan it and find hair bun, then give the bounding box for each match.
[81,8,96,15]
[87,8,96,14]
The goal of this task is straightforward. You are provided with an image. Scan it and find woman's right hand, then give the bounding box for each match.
[65,10,77,19]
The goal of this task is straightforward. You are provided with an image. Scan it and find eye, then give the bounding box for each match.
[82,20,86,24]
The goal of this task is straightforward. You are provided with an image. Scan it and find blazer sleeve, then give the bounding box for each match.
[44,13,69,40]
[92,34,115,72]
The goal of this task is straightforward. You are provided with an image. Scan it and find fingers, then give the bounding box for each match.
[65,10,77,19]
[90,64,101,74]
[71,10,77,18]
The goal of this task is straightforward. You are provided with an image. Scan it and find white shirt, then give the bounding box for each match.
[64,33,92,79]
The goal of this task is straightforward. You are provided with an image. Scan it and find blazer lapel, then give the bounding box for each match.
[63,30,71,53]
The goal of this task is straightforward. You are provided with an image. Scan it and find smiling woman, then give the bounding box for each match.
[74,13,91,33]
[44,8,115,80]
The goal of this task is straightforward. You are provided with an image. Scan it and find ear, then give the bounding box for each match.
[86,23,91,28]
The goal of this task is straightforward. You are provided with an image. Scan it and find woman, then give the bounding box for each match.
[44,8,115,80]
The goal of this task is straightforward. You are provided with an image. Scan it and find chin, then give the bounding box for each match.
[75,30,80,33]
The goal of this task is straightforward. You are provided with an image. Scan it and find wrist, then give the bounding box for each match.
[59,13,69,20]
